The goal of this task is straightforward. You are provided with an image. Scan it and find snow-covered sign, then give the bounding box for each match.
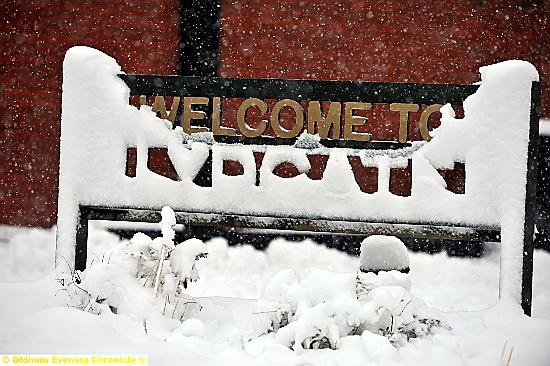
[56,46,540,315]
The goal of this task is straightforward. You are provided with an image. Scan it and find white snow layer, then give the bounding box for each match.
[159,206,176,246]
[170,238,208,281]
[359,235,410,272]
[2,227,550,365]
[540,119,550,136]
[57,47,538,308]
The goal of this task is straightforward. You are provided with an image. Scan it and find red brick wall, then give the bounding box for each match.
[219,0,549,106]
[0,0,180,227]
[0,0,548,228]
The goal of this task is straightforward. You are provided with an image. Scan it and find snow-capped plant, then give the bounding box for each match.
[62,206,208,321]
[252,236,450,352]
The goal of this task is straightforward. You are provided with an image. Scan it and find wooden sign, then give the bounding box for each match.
[58,66,540,317]
[120,75,478,149]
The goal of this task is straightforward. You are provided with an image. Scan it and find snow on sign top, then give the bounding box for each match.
[57,46,539,314]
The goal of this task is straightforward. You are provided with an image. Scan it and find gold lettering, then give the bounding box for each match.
[182,97,210,133]
[237,98,268,138]
[389,103,420,143]
[343,102,372,141]
[270,99,304,138]
[211,97,236,136]
[307,101,341,139]
[152,96,181,124]
[419,104,443,141]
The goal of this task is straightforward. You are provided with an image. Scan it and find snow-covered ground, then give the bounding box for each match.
[1,225,549,365]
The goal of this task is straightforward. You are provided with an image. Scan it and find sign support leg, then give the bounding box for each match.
[521,81,541,316]
[75,206,89,273]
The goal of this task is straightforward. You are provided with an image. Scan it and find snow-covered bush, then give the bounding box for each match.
[252,236,449,352]
[61,206,208,321]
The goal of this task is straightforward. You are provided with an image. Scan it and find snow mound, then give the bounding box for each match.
[359,235,410,272]
[174,318,206,337]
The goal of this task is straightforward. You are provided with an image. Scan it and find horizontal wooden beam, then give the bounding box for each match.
[83,206,500,242]
[118,74,479,105]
